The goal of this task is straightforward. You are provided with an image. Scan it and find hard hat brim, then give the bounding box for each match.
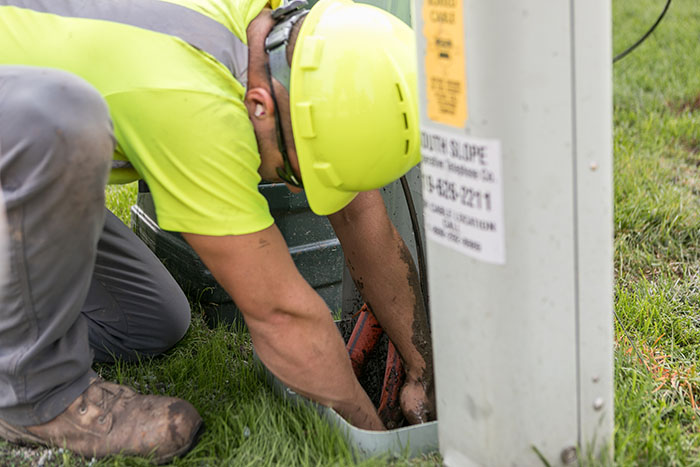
[301,165,359,216]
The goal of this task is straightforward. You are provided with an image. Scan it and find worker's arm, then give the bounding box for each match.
[182,226,384,430]
[328,190,435,424]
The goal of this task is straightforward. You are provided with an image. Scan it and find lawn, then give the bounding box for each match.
[2,0,699,465]
[612,0,700,464]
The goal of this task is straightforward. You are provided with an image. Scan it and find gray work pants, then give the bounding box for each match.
[0,66,191,426]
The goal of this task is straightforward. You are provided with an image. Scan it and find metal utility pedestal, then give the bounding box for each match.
[414,1,614,465]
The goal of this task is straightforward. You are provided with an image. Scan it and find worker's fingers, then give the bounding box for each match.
[399,376,436,425]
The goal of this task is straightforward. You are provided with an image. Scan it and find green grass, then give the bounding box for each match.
[612,0,700,464]
[3,0,699,464]
[105,183,138,227]
[93,314,366,466]
[0,307,439,466]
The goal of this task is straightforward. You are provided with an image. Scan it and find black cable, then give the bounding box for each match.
[400,175,430,326]
[613,0,671,63]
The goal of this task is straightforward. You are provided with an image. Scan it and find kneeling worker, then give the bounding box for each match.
[0,0,435,462]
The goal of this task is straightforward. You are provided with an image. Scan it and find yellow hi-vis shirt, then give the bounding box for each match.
[0,0,282,236]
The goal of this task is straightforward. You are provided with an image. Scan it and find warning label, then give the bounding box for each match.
[421,128,505,264]
[422,0,467,128]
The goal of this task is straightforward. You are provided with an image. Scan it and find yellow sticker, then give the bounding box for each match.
[422,0,467,128]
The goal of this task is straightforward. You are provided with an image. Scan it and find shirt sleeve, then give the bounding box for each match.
[107,88,275,236]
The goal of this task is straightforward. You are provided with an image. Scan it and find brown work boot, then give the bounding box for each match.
[0,378,203,464]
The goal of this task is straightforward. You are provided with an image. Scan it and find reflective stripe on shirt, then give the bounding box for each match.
[0,0,249,85]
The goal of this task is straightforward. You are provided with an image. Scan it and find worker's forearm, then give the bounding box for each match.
[329,192,435,423]
[182,227,384,430]
[329,192,433,385]
[247,294,385,431]
[345,223,432,382]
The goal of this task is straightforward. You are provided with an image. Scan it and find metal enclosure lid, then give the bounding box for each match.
[262,362,439,460]
[414,0,613,465]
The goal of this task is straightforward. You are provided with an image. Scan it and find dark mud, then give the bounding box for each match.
[338,318,395,421]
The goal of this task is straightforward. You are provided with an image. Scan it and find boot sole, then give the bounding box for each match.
[0,417,205,465]
[0,418,47,447]
[152,419,205,465]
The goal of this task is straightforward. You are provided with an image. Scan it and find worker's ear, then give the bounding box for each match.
[244,87,275,121]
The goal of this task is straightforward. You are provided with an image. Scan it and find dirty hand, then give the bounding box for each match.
[400,376,436,425]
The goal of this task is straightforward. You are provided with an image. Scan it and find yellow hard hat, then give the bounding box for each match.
[289,0,421,215]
